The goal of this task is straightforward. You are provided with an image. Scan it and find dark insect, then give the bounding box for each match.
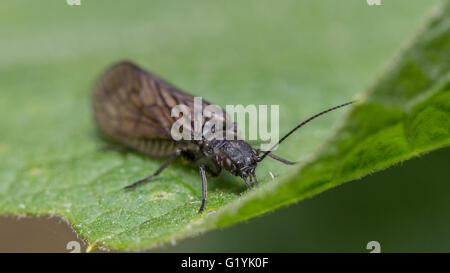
[93,61,354,213]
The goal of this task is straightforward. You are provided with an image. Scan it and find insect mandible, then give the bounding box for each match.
[93,61,354,213]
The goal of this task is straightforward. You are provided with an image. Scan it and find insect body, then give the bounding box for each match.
[93,61,353,213]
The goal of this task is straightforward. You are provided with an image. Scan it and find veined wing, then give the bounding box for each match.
[93,61,237,155]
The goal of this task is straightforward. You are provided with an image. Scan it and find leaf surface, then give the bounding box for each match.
[0,0,448,250]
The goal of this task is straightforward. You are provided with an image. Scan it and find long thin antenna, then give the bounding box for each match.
[258,101,354,162]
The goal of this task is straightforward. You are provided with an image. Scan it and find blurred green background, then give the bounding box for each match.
[0,0,447,252]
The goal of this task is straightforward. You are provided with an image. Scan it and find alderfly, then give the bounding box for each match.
[93,61,353,213]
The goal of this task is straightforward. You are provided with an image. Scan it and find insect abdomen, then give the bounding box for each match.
[120,137,183,157]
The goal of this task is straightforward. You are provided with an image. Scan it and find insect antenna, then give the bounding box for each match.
[258,101,355,162]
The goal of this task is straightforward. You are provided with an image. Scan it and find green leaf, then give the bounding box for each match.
[0,0,448,251]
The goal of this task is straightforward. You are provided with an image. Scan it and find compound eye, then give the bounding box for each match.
[203,142,214,155]
[222,157,233,170]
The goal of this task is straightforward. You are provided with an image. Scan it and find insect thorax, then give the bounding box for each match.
[200,139,258,177]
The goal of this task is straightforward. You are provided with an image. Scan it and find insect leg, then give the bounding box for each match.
[204,164,221,178]
[198,164,208,213]
[252,174,258,186]
[124,149,181,190]
[243,176,252,189]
